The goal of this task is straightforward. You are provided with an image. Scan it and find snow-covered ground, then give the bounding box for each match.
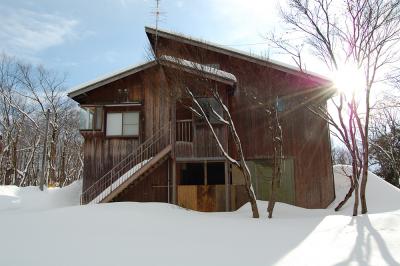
[0,166,399,266]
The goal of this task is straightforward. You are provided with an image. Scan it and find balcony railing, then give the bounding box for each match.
[176,119,193,142]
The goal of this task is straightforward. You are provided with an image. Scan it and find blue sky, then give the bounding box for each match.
[0,0,299,89]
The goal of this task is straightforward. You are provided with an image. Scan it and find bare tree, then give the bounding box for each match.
[186,86,260,218]
[332,145,352,165]
[0,53,83,187]
[369,106,400,187]
[269,0,400,215]
[267,98,283,218]
[242,82,284,218]
[157,54,260,218]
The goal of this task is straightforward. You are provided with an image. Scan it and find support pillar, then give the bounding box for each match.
[172,159,176,204]
[225,160,230,211]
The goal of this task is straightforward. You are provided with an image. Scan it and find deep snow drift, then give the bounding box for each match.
[0,166,399,266]
[0,180,81,212]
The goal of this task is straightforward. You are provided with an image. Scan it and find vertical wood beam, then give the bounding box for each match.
[204,161,208,185]
[172,160,176,204]
[171,97,177,204]
[225,160,230,211]
[167,159,170,204]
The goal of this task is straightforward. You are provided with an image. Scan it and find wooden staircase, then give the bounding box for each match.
[81,123,172,204]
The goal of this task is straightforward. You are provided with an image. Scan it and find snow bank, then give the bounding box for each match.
[0,167,399,266]
[0,180,81,212]
[331,165,400,214]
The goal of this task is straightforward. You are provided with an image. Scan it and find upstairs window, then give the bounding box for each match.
[106,112,139,137]
[197,97,223,124]
[79,107,103,130]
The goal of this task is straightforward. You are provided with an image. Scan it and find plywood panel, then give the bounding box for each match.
[177,185,231,212]
[177,185,197,210]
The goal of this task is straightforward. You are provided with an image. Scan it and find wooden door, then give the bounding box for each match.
[247,158,295,205]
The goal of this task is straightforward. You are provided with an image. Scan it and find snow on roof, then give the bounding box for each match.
[68,60,157,99]
[145,26,332,85]
[159,55,237,83]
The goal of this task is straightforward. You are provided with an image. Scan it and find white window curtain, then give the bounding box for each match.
[106,113,122,136]
[106,112,139,136]
[123,112,139,136]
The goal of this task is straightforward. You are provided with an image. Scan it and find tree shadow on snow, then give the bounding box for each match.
[334,216,400,266]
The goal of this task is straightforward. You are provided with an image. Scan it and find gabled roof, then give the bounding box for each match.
[145,26,332,85]
[68,60,158,99]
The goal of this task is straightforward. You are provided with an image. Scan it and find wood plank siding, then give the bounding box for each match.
[79,65,171,192]
[70,27,335,211]
[147,32,335,208]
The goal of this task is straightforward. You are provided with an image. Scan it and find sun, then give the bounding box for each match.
[332,64,365,98]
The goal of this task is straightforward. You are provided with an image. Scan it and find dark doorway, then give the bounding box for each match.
[180,163,204,185]
[207,162,225,185]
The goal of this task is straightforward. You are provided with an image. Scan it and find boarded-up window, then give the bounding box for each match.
[106,112,139,136]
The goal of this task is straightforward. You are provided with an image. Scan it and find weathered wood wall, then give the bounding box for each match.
[113,160,169,202]
[76,31,335,210]
[80,65,171,192]
[150,35,335,209]
[163,70,229,159]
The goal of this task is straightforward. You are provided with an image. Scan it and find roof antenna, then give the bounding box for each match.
[154,0,160,58]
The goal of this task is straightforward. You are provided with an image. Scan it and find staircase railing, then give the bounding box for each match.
[81,122,171,204]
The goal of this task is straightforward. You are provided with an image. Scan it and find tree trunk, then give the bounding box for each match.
[352,162,359,216]
[360,158,368,214]
[267,150,277,218]
[360,101,370,214]
[242,164,260,218]
[335,183,354,211]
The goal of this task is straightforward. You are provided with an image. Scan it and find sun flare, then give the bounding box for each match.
[332,64,365,97]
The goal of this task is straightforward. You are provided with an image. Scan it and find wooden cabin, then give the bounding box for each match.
[68,27,336,211]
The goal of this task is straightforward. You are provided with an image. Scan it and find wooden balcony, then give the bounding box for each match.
[175,119,225,159]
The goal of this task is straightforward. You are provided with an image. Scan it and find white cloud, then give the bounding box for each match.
[0,5,78,59]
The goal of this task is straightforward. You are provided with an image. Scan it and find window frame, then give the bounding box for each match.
[196,97,224,124]
[105,111,140,138]
[79,106,103,131]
